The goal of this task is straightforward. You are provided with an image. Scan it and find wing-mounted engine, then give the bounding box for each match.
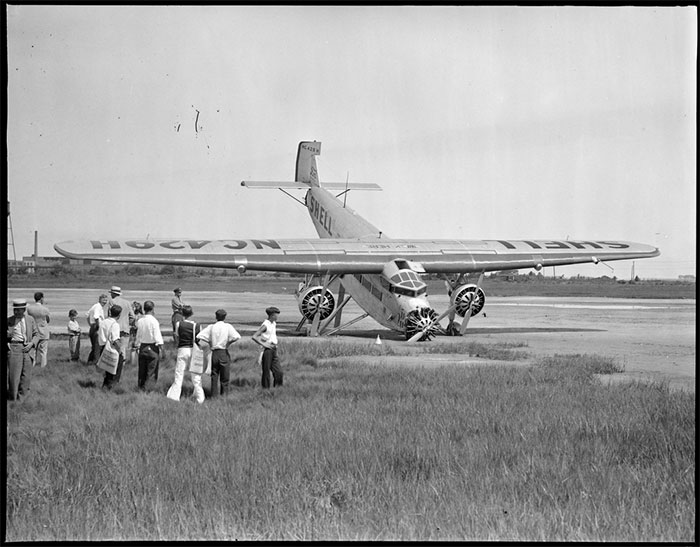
[451,284,486,317]
[297,285,336,321]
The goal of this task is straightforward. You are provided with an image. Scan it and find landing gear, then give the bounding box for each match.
[445,320,462,336]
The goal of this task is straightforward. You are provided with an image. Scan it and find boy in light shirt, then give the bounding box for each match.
[67,309,81,361]
[252,306,283,389]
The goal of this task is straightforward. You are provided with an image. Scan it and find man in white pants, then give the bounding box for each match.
[166,305,205,403]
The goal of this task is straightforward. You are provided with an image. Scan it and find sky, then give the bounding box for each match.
[6,5,697,279]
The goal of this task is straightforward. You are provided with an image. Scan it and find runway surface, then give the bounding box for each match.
[8,288,695,391]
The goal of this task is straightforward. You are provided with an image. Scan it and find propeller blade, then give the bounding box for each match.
[434,301,459,326]
[459,271,484,335]
[407,329,425,343]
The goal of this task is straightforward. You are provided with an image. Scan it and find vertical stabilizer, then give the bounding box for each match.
[295,141,321,186]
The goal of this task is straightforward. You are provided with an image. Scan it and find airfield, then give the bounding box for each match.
[7,287,695,392]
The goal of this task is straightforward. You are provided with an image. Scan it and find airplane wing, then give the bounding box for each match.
[54,238,659,275]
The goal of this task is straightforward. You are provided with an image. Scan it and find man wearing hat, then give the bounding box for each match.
[106,286,135,368]
[6,299,40,401]
[252,306,283,389]
[171,288,185,336]
[26,292,50,368]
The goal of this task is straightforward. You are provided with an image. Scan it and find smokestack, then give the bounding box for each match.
[34,230,38,259]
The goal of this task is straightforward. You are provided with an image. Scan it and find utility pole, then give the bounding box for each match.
[7,200,16,262]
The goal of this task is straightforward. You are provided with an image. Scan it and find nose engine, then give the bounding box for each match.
[297,285,336,321]
[404,307,440,341]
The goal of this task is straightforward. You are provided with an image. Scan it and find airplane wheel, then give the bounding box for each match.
[445,320,462,336]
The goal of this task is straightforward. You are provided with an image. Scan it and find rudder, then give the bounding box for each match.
[295,141,321,186]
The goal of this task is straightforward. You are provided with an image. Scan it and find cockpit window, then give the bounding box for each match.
[388,269,426,295]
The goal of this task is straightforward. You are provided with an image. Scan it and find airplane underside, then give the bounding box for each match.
[293,267,486,341]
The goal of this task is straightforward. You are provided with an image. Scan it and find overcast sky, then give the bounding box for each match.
[7,6,696,279]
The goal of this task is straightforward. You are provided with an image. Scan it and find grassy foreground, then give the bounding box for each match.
[5,338,695,541]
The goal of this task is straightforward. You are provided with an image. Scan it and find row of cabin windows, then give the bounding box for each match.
[354,274,384,301]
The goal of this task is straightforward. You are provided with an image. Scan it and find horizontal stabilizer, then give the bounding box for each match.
[320,182,382,191]
[241,181,310,189]
[241,180,382,191]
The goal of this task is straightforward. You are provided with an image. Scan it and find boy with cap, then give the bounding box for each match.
[6,299,40,401]
[252,306,283,389]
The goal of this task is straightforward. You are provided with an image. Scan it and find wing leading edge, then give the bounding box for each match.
[54,238,659,275]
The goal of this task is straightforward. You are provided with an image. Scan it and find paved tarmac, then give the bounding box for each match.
[7,288,695,391]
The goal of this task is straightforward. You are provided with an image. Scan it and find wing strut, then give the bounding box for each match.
[323,312,370,337]
[319,293,352,335]
[310,273,338,337]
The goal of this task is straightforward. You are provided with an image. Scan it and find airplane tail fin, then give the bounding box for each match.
[241,141,382,191]
[295,141,321,186]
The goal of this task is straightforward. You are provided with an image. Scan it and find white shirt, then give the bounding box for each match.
[99,317,120,346]
[67,319,81,335]
[135,314,164,346]
[259,319,277,346]
[197,321,241,350]
[87,302,105,326]
[10,317,26,343]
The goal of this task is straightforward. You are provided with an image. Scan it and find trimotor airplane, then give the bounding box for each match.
[55,141,660,341]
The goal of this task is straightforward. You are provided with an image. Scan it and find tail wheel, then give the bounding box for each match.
[404,307,440,341]
[299,288,336,320]
[453,285,485,317]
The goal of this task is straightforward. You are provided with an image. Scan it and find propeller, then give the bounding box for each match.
[459,271,485,335]
[406,303,458,343]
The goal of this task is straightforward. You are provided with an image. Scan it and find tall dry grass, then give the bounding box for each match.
[5,337,694,541]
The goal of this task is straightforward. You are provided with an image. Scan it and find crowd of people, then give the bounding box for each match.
[6,286,283,403]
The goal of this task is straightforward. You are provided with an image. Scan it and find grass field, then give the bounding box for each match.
[5,338,695,541]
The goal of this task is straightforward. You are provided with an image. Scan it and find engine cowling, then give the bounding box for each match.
[452,284,486,317]
[404,307,440,341]
[297,286,336,321]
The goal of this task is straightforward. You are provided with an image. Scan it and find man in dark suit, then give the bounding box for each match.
[6,298,40,401]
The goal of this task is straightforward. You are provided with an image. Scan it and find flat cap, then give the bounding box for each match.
[266,306,281,315]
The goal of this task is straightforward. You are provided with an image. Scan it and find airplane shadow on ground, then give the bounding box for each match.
[273,326,606,342]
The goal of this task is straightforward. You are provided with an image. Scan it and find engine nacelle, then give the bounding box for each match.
[451,284,486,317]
[297,286,336,321]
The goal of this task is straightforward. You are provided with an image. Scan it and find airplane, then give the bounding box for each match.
[54,141,660,342]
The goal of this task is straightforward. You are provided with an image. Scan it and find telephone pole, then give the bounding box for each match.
[7,200,16,262]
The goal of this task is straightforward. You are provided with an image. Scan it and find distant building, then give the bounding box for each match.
[678,275,696,282]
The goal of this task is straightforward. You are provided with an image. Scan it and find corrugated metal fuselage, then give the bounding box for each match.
[305,186,431,333]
